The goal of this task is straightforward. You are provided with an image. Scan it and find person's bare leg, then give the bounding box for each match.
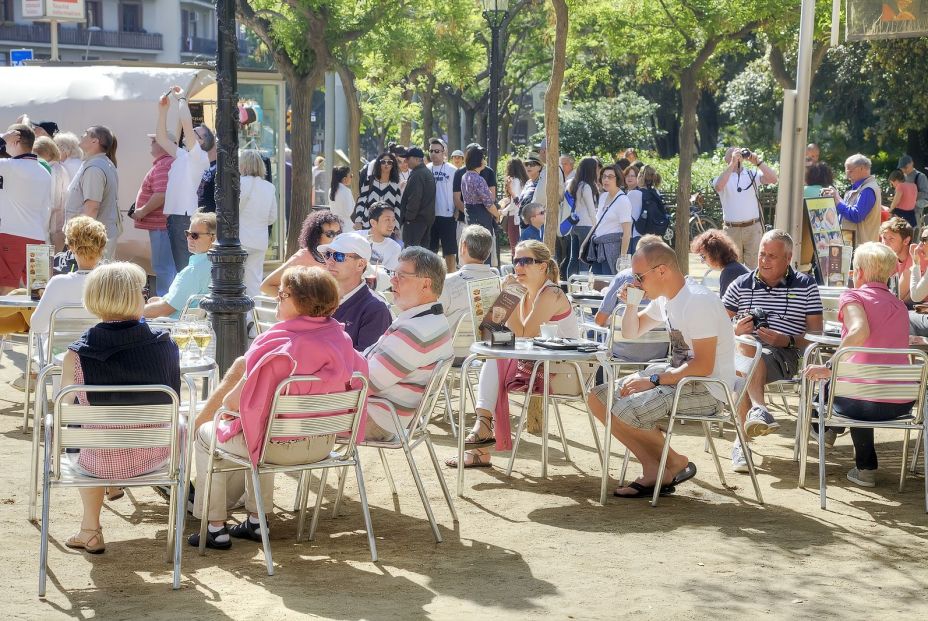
[0,285,15,295]
[444,255,457,274]
[78,487,105,530]
[742,358,768,426]
[194,356,246,429]
[612,421,689,490]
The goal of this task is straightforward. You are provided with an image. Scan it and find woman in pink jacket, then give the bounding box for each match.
[189,266,368,550]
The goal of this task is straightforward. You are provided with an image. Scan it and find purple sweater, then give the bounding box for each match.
[334,285,393,351]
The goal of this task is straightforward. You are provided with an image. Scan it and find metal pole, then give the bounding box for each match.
[50,20,59,62]
[200,0,252,376]
[789,0,817,262]
[487,24,501,172]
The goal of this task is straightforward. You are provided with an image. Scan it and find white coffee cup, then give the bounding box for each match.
[540,322,558,340]
[625,286,644,307]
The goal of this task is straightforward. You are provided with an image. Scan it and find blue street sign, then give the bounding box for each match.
[10,49,34,66]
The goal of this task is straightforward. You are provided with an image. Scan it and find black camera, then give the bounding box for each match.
[747,308,769,329]
[740,148,752,159]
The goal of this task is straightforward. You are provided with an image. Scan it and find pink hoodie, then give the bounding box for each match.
[216,316,368,466]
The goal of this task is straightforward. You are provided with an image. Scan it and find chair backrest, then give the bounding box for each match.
[465,277,502,335]
[51,384,180,479]
[566,273,612,294]
[406,356,455,438]
[251,295,278,335]
[264,373,369,464]
[820,295,840,325]
[699,269,720,292]
[732,335,763,410]
[45,305,98,363]
[826,348,928,422]
[606,304,670,354]
[180,294,207,320]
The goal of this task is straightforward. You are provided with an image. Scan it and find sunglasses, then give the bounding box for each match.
[276,290,292,301]
[322,230,340,239]
[185,230,214,240]
[324,250,361,262]
[429,149,443,153]
[379,160,394,166]
[633,264,663,283]
[513,257,543,267]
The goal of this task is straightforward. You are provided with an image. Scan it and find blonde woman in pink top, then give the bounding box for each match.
[804,242,913,488]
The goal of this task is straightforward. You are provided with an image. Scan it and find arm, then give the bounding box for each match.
[133,192,165,220]
[836,188,876,223]
[173,86,198,151]
[714,157,739,194]
[890,188,902,211]
[194,356,246,428]
[61,350,77,390]
[838,303,869,348]
[900,263,914,304]
[143,299,178,318]
[657,337,718,385]
[83,200,101,218]
[621,290,662,338]
[260,253,300,296]
[155,95,178,157]
[620,222,631,255]
[755,160,778,185]
[910,246,928,303]
[506,287,569,337]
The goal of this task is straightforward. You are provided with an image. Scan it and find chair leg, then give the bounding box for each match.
[402,442,442,543]
[922,424,928,514]
[38,453,51,598]
[505,390,533,477]
[21,334,34,433]
[618,448,631,487]
[249,468,274,576]
[552,401,572,463]
[911,432,922,474]
[172,472,186,590]
[308,468,330,541]
[424,435,458,523]
[197,451,217,555]
[296,471,313,542]
[899,429,911,494]
[354,459,378,562]
[650,416,677,507]
[702,422,727,488]
[732,414,764,505]
[442,383,458,438]
[332,465,348,518]
[165,479,177,563]
[379,448,398,496]
[292,472,303,512]
[583,406,604,468]
[818,420,827,510]
[28,375,48,523]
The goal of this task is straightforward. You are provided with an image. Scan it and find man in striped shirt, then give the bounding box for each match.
[722,229,823,472]
[131,133,175,296]
[363,247,454,441]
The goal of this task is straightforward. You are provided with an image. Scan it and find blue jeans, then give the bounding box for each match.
[148,229,176,297]
[167,214,192,272]
[567,226,592,277]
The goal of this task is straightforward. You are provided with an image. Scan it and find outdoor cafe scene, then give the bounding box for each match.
[1,0,928,618]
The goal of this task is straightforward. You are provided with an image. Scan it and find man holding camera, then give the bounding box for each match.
[713,147,778,269]
[722,230,822,472]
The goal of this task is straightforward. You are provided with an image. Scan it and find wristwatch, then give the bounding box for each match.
[649,373,661,386]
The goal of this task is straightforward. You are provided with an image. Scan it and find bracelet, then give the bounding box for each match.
[177,97,187,102]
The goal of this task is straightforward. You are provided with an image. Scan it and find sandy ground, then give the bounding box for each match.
[3,265,928,619]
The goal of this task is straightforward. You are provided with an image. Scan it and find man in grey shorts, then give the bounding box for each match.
[588,239,737,498]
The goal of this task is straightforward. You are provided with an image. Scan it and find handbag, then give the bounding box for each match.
[579,191,623,263]
[559,189,579,236]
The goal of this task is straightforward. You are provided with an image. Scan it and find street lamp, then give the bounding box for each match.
[481,0,509,173]
[83,26,101,61]
[200,0,252,375]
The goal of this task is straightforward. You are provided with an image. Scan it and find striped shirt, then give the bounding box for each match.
[722,268,823,336]
[364,302,453,435]
[134,154,174,231]
[354,179,401,228]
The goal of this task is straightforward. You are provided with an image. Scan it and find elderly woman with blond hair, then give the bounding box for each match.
[60,262,181,553]
[33,136,71,251]
[804,242,914,488]
[53,131,83,179]
[238,149,278,296]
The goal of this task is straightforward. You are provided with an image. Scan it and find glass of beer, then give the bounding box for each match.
[171,322,192,360]
[191,321,213,360]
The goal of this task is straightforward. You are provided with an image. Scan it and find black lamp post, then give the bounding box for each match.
[201,0,253,375]
[481,0,509,173]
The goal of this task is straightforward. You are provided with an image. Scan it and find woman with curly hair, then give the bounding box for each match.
[690,229,748,296]
[259,210,342,296]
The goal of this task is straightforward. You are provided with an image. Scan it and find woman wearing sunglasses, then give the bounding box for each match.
[143,212,215,319]
[906,227,928,336]
[446,240,582,468]
[259,210,342,296]
[353,152,401,230]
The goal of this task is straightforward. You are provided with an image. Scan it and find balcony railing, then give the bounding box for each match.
[0,23,163,51]
[180,36,250,56]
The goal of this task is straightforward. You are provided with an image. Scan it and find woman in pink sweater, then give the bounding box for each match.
[190,266,368,550]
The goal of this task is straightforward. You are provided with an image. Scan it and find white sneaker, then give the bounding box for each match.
[731,442,750,473]
[810,427,838,448]
[847,467,876,488]
[745,406,780,438]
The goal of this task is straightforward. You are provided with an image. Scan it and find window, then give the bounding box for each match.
[85,1,103,28]
[120,2,142,33]
[1,0,13,23]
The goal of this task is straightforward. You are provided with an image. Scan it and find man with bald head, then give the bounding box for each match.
[805,143,820,166]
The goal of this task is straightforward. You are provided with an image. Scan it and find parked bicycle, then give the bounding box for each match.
[662,192,720,246]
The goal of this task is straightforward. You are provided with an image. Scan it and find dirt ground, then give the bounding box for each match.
[3,285,928,619]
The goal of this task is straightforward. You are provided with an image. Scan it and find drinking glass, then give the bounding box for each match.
[191,321,214,360]
[171,322,192,360]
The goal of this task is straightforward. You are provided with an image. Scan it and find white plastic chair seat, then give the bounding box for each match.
[55,460,175,487]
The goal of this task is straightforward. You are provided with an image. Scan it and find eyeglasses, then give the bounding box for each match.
[429,149,443,154]
[602,173,617,179]
[185,230,215,240]
[513,257,543,267]
[276,290,292,301]
[379,160,393,166]
[391,270,422,281]
[698,253,706,263]
[633,264,663,283]
[322,230,340,239]
[324,250,361,262]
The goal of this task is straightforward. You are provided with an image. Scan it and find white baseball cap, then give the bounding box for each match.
[451,149,464,158]
[317,232,372,261]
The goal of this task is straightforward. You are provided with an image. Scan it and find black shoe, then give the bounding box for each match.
[186,483,196,515]
[229,518,266,542]
[187,524,232,550]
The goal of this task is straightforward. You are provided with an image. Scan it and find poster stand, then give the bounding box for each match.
[802,197,852,287]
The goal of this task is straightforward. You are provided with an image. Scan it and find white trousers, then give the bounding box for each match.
[243,248,266,297]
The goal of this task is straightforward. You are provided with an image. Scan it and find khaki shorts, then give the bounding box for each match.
[722,221,763,269]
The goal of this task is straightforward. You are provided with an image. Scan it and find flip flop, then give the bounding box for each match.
[444,453,493,469]
[670,462,697,486]
[613,481,676,498]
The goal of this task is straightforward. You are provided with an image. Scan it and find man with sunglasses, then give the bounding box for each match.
[318,232,391,351]
[588,239,736,498]
[400,147,437,249]
[722,229,822,472]
[428,138,458,273]
[143,212,215,319]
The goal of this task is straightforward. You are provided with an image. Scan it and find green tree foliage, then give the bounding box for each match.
[551,94,663,159]
[719,57,783,148]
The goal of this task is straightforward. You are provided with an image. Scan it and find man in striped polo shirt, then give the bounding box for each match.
[363,247,454,441]
[722,229,823,472]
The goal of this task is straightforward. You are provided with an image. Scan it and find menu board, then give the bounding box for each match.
[467,278,502,333]
[26,244,54,300]
[477,281,527,332]
[804,197,853,285]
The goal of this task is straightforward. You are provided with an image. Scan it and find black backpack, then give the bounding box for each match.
[635,187,669,236]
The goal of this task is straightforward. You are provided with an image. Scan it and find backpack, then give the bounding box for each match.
[634,187,669,236]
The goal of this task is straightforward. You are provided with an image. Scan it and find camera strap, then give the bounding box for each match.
[748,168,766,229]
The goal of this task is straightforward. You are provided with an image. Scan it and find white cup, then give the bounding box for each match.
[540,322,558,340]
[625,286,644,307]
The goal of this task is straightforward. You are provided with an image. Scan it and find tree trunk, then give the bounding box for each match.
[400,88,413,145]
[542,0,568,252]
[445,93,461,150]
[906,128,928,171]
[674,69,698,273]
[336,64,362,198]
[696,90,719,154]
[288,72,322,256]
[463,107,477,145]
[420,76,435,145]
[475,111,487,148]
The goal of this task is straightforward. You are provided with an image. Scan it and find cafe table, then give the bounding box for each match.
[456,338,617,504]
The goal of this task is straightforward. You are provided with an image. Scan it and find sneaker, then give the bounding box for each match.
[731,441,750,473]
[186,484,196,515]
[810,426,838,448]
[744,406,780,438]
[847,467,877,488]
[230,518,266,542]
[187,524,232,550]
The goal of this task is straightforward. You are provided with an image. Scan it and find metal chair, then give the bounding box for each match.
[604,303,671,377]
[330,357,457,544]
[38,380,184,597]
[179,293,208,320]
[648,335,765,507]
[250,295,278,335]
[197,374,370,575]
[798,347,928,511]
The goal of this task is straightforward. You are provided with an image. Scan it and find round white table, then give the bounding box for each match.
[457,338,616,504]
[0,294,38,308]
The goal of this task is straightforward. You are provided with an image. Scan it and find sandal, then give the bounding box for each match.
[444,451,493,469]
[66,528,106,554]
[613,481,676,499]
[464,414,495,447]
[105,487,124,501]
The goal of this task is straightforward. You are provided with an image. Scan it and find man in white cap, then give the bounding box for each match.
[450,149,465,169]
[320,232,392,350]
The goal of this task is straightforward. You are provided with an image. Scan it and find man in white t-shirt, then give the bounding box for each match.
[367,202,402,271]
[157,86,211,272]
[439,224,499,340]
[427,137,459,273]
[713,147,778,269]
[588,238,739,498]
[0,123,51,294]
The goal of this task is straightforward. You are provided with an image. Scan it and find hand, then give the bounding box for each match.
[502,274,518,288]
[730,150,743,168]
[756,327,788,347]
[803,364,830,381]
[171,85,185,98]
[353,221,363,230]
[913,242,927,261]
[619,375,656,398]
[733,315,754,336]
[158,94,170,109]
[749,153,762,166]
[130,209,145,221]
